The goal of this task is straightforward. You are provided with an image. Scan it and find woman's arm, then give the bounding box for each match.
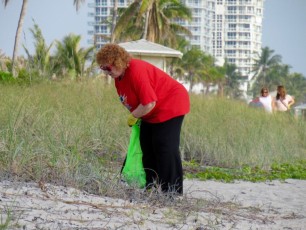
[132,101,156,118]
[288,96,295,108]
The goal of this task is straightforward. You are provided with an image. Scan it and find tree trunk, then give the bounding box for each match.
[11,0,28,77]
[105,0,118,84]
[205,84,210,95]
[110,0,118,43]
[143,10,150,40]
[218,82,224,97]
[188,73,194,93]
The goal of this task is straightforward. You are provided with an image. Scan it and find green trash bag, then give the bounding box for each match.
[122,122,146,188]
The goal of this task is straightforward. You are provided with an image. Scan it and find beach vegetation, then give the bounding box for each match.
[0,206,12,230]
[0,80,305,194]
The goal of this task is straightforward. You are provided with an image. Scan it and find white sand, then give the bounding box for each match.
[1,179,305,229]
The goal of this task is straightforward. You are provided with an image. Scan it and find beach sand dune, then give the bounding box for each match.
[1,179,305,229]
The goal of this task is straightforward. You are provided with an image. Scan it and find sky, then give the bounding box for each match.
[0,0,88,54]
[262,0,306,77]
[1,0,306,77]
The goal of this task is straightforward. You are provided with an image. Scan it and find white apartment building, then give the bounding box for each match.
[87,0,133,47]
[179,0,264,92]
[88,0,264,89]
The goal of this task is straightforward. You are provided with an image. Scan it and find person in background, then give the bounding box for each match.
[258,87,275,113]
[275,85,295,112]
[96,43,190,195]
[248,97,263,109]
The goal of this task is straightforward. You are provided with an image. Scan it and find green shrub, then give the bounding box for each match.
[0,71,16,84]
[0,69,42,85]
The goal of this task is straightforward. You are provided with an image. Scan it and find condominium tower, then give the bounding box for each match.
[88,0,264,86]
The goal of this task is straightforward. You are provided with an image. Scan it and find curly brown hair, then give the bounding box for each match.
[96,43,131,69]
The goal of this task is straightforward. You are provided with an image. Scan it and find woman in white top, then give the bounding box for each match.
[259,87,275,113]
[275,85,295,112]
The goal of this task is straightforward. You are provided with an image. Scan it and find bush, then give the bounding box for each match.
[0,71,16,84]
[0,69,40,85]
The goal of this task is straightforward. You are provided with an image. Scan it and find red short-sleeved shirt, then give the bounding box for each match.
[115,59,190,123]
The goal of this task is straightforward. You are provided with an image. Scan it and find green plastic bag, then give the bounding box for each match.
[122,122,146,188]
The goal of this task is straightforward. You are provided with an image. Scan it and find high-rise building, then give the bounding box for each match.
[87,0,133,48]
[179,0,265,92]
[88,0,264,90]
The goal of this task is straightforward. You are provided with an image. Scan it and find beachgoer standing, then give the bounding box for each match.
[275,85,295,112]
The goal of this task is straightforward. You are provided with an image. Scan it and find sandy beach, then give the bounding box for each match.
[1,179,305,229]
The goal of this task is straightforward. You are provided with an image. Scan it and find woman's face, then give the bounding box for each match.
[278,88,285,96]
[100,65,125,79]
[262,90,269,97]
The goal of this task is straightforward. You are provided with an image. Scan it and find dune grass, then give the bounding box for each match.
[183,94,306,168]
[0,80,305,194]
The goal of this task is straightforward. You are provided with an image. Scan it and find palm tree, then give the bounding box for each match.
[264,63,290,88]
[167,37,190,78]
[178,47,214,93]
[110,0,118,43]
[23,22,53,78]
[252,47,282,85]
[53,34,95,79]
[2,0,85,77]
[198,55,219,95]
[113,0,192,47]
[3,0,28,77]
[112,5,145,42]
[250,47,282,96]
[73,0,85,11]
[286,72,306,103]
[223,61,243,99]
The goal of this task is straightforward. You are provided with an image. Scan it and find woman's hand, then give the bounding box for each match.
[127,114,138,127]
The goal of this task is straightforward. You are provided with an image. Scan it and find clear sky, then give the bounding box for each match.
[262,0,306,77]
[0,0,88,55]
[1,0,306,77]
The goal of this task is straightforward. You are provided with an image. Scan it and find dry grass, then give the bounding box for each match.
[1,179,282,230]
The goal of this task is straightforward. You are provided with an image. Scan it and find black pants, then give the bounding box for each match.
[140,116,184,194]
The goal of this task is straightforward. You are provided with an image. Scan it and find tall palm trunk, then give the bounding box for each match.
[107,0,118,84]
[218,82,224,97]
[110,0,118,43]
[11,0,28,77]
[142,9,150,40]
[205,84,210,95]
[188,73,194,93]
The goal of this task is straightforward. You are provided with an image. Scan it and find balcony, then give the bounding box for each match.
[87,39,94,44]
[87,22,96,26]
